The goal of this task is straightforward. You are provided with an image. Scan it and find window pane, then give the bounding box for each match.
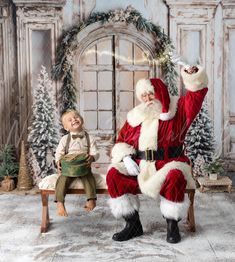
[97,39,112,65]
[31,30,51,88]
[119,39,133,65]
[98,111,112,130]
[134,45,149,65]
[83,72,97,91]
[80,45,96,65]
[84,92,97,110]
[119,72,133,91]
[98,72,112,91]
[119,92,134,111]
[84,111,97,130]
[98,92,112,110]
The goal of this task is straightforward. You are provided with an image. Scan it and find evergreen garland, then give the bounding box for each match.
[28,66,59,179]
[185,101,215,166]
[52,5,178,114]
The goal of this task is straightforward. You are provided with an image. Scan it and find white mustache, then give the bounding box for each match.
[143,100,162,118]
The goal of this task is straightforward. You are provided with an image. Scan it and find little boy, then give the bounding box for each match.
[55,109,99,216]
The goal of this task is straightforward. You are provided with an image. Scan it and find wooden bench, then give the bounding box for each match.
[40,188,196,233]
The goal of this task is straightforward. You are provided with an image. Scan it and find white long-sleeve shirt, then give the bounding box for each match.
[55,131,99,163]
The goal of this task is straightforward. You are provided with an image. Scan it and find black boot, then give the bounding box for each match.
[166,219,181,243]
[112,211,143,241]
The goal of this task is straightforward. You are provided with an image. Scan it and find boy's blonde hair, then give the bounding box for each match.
[61,109,84,128]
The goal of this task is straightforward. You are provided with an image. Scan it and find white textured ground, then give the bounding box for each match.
[0,191,235,262]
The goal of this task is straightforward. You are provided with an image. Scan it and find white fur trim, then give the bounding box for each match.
[111,142,136,163]
[136,79,154,102]
[160,196,190,221]
[127,96,178,126]
[139,118,158,151]
[127,103,149,127]
[108,162,129,176]
[138,161,196,199]
[108,194,140,219]
[159,96,179,121]
[181,66,208,91]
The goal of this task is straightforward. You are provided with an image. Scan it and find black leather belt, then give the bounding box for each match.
[136,146,183,161]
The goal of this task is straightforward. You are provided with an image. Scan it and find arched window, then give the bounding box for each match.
[74,23,158,165]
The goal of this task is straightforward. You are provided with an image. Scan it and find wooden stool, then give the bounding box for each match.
[40,188,196,233]
[197,176,232,193]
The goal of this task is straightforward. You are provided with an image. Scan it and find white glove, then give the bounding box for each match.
[123,156,140,176]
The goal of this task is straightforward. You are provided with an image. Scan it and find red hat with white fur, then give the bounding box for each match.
[135,78,174,121]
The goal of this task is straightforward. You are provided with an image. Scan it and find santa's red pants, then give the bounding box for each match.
[106,167,187,220]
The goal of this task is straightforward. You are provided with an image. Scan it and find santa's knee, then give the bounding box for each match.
[160,169,187,202]
[106,167,124,198]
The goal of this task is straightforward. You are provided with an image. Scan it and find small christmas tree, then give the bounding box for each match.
[185,101,215,166]
[28,65,59,179]
[0,145,18,179]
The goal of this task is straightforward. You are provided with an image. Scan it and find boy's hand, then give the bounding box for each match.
[57,161,62,176]
[88,155,95,164]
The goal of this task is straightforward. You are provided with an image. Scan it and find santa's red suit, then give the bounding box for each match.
[106,66,208,243]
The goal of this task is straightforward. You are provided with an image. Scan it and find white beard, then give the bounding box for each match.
[127,99,163,127]
[142,100,162,120]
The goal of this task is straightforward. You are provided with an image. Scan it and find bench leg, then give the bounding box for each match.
[186,191,196,232]
[41,192,50,233]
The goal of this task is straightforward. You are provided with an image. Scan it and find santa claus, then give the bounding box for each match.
[106,66,208,243]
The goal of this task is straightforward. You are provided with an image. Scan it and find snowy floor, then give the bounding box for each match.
[0,189,235,262]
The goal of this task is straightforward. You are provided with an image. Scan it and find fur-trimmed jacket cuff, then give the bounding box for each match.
[111,142,136,163]
[181,66,208,91]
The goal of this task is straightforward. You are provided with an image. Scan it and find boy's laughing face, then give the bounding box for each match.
[62,111,83,132]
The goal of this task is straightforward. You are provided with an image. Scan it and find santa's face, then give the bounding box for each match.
[140,92,162,119]
[141,92,155,103]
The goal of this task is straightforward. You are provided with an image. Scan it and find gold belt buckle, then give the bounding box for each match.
[145,149,154,161]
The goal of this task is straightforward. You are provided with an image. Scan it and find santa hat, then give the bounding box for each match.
[135,78,175,121]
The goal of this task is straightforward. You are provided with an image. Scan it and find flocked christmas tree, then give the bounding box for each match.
[185,101,215,167]
[28,65,59,179]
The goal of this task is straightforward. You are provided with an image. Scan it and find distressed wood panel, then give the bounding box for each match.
[223,20,235,160]
[0,22,5,144]
[13,0,65,143]
[0,2,17,147]
[228,28,235,116]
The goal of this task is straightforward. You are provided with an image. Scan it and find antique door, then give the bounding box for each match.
[78,35,154,168]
